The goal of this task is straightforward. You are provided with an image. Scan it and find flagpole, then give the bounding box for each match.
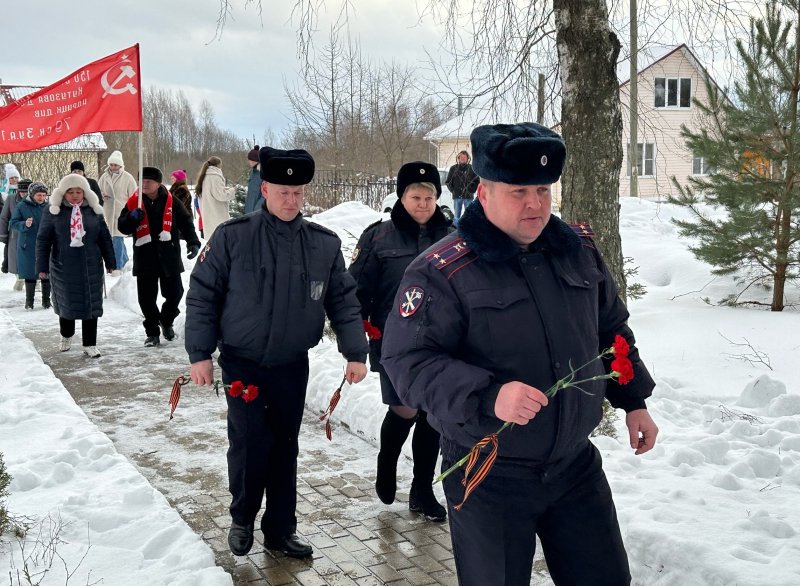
[138,131,143,208]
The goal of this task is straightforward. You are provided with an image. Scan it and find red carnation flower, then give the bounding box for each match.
[243,384,259,403]
[228,380,244,397]
[612,334,630,358]
[363,319,382,340]
[611,356,634,385]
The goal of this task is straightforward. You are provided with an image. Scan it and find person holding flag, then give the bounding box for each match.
[118,167,200,347]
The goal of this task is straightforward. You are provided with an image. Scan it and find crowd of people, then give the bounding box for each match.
[1,123,659,585]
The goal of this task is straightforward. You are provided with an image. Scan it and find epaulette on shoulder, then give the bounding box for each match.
[363,219,383,233]
[307,221,338,238]
[220,214,251,228]
[569,223,595,238]
[425,237,474,278]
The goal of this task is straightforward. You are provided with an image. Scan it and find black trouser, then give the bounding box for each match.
[59,317,98,347]
[441,441,630,586]
[135,273,183,337]
[220,354,309,540]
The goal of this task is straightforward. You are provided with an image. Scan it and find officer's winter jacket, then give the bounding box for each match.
[349,202,453,370]
[35,199,115,320]
[185,209,368,368]
[381,201,655,465]
[117,185,200,278]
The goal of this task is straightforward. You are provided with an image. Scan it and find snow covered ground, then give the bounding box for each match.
[2,197,800,585]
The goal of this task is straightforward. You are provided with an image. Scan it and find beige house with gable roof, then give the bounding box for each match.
[426,44,723,204]
[616,43,723,199]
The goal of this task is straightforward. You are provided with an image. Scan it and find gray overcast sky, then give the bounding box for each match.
[3,0,447,141]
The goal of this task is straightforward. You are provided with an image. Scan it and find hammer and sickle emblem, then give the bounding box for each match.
[101,55,138,98]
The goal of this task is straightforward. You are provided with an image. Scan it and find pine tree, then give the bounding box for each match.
[668,0,800,311]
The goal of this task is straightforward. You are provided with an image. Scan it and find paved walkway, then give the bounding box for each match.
[2,279,550,585]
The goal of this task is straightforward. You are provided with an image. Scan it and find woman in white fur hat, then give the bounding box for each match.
[36,174,116,358]
[98,150,137,274]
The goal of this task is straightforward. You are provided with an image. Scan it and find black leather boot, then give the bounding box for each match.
[24,281,35,310]
[41,280,51,309]
[375,409,415,504]
[409,412,447,522]
[227,521,254,556]
[265,533,313,558]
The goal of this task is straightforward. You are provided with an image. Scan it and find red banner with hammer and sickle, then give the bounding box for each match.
[0,44,142,155]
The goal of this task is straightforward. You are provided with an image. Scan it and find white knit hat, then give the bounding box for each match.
[4,163,20,180]
[107,150,124,166]
[49,174,104,216]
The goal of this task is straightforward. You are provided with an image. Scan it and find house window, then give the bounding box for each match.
[692,154,713,175]
[628,142,655,177]
[654,77,692,108]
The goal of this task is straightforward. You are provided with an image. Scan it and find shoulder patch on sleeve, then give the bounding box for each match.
[569,223,595,238]
[399,286,425,318]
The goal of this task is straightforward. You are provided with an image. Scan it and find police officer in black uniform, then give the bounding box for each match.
[185,147,369,558]
[349,161,454,521]
[381,123,659,585]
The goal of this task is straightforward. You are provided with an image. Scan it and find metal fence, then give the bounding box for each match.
[305,169,396,212]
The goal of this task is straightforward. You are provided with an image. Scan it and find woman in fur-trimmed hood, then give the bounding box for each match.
[36,174,115,357]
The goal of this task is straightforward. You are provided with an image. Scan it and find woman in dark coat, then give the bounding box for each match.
[348,161,454,522]
[169,170,193,217]
[11,182,50,309]
[36,174,115,358]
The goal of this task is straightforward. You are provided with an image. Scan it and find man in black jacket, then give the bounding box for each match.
[444,150,478,225]
[118,166,200,346]
[69,160,103,201]
[184,147,368,559]
[381,123,658,586]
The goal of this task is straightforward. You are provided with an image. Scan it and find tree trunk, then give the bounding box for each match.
[554,0,627,300]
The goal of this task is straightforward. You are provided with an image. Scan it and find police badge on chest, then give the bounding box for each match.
[309,280,325,301]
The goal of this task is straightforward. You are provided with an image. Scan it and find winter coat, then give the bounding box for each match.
[349,202,454,371]
[0,191,24,274]
[169,181,193,218]
[185,209,368,368]
[35,199,115,320]
[381,201,655,466]
[10,195,47,280]
[86,177,103,200]
[198,166,235,241]
[117,185,200,278]
[98,168,137,237]
[244,166,263,214]
[445,162,479,199]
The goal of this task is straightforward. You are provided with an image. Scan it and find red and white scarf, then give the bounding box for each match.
[125,191,173,246]
[69,203,85,247]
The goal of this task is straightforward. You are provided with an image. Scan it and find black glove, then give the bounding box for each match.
[128,207,144,222]
[186,243,200,259]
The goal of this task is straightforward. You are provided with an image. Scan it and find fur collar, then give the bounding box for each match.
[390,200,451,235]
[458,198,581,262]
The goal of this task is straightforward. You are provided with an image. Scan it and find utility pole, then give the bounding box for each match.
[630,0,639,198]
[537,74,545,124]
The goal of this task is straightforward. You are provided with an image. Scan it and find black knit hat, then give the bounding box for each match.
[247,145,260,162]
[70,160,85,172]
[259,147,315,185]
[470,122,566,185]
[396,161,441,198]
[142,166,163,183]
